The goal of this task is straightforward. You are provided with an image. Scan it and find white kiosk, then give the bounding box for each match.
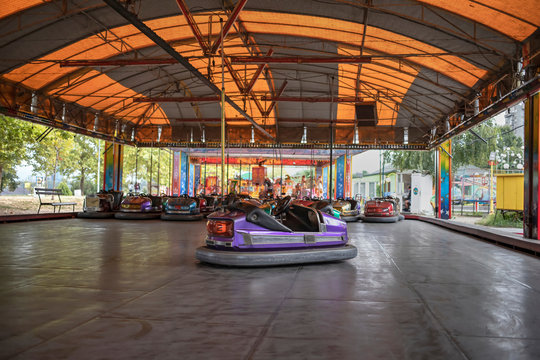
[410,173,433,215]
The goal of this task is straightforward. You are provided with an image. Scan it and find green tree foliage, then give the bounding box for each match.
[385,120,523,172]
[384,150,436,174]
[62,135,98,195]
[57,181,72,196]
[0,115,37,191]
[29,128,74,189]
[123,146,172,194]
[452,120,523,169]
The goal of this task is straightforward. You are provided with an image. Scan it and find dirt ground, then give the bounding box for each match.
[0,195,84,215]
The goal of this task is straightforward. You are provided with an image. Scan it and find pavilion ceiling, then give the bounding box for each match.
[0,0,538,149]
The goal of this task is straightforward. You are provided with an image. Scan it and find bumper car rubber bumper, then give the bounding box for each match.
[77,211,115,219]
[114,212,161,220]
[362,215,400,223]
[195,244,358,267]
[160,213,204,221]
[340,214,360,222]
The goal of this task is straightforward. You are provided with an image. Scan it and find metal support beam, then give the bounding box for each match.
[429,76,540,149]
[245,49,274,93]
[133,96,220,103]
[210,0,248,54]
[223,56,246,93]
[260,96,368,103]
[222,52,266,115]
[136,141,427,150]
[468,129,488,144]
[230,56,372,64]
[132,94,370,105]
[175,0,209,54]
[264,80,288,116]
[103,0,274,140]
[59,59,181,67]
[524,92,540,239]
[172,117,358,124]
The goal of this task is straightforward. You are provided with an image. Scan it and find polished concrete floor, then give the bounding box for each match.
[1,218,540,359]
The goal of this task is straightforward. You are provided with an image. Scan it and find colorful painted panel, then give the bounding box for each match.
[332,163,337,199]
[102,143,122,191]
[172,151,180,196]
[194,165,201,195]
[180,152,188,195]
[188,163,194,196]
[322,167,328,199]
[103,142,114,191]
[115,145,123,191]
[438,140,452,219]
[345,155,352,198]
[252,167,266,185]
[336,156,345,199]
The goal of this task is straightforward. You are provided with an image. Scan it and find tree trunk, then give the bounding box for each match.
[52,148,59,189]
[80,167,85,195]
[0,164,3,192]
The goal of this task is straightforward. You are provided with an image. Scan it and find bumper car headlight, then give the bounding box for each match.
[207,219,234,238]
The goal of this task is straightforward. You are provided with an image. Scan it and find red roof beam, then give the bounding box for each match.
[260,96,371,103]
[223,56,247,93]
[192,158,317,166]
[59,59,179,67]
[245,48,274,93]
[210,0,248,54]
[171,117,356,124]
[263,80,288,116]
[133,96,220,103]
[223,55,266,115]
[230,56,372,64]
[176,0,209,54]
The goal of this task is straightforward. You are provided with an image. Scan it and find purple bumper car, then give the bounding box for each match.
[114,194,162,220]
[196,196,357,267]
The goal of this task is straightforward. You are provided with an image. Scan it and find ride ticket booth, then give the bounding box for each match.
[410,173,433,215]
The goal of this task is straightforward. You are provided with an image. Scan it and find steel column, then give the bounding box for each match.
[524,92,540,239]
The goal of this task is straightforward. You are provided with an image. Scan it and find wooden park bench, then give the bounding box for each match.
[35,188,76,214]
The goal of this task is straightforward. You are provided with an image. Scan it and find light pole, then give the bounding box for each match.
[488,151,496,214]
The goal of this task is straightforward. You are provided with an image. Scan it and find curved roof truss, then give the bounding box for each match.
[0,0,538,149]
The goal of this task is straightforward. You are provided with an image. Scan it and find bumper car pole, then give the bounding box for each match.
[220,17,226,200]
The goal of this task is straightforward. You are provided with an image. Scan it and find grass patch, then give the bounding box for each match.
[453,212,485,217]
[476,212,522,228]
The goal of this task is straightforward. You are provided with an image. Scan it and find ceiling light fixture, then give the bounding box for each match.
[403,127,408,145]
[301,125,307,144]
[352,124,359,145]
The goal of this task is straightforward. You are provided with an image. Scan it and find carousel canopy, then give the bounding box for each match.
[0,0,539,149]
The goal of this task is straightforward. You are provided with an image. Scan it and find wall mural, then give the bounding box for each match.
[438,140,452,219]
[172,151,180,196]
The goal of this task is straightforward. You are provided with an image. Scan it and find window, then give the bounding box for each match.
[369,182,375,198]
